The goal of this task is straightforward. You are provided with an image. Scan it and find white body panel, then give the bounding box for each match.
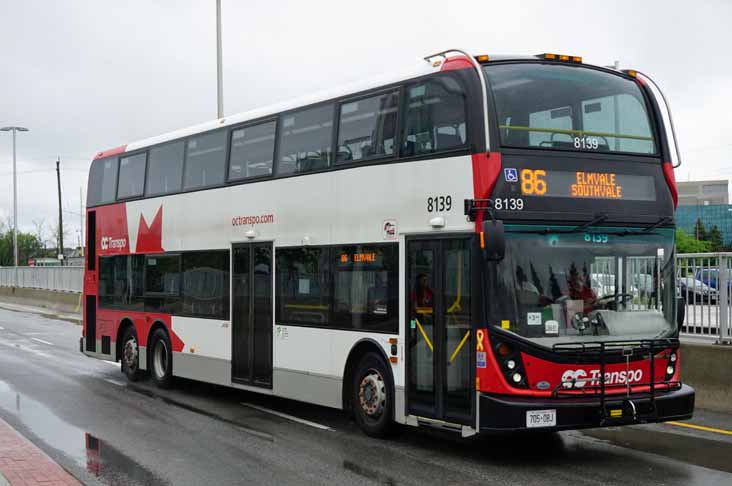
[172,316,231,360]
[118,154,474,409]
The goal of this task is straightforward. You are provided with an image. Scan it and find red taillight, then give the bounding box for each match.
[662,161,678,208]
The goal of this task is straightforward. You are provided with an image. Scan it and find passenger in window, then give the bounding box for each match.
[411,273,434,309]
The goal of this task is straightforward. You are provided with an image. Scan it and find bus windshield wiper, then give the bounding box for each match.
[602,216,674,236]
[572,213,608,232]
[516,213,608,235]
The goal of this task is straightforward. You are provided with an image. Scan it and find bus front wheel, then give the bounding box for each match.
[150,328,173,389]
[352,352,395,438]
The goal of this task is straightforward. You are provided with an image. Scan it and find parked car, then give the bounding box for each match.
[695,268,732,291]
[678,276,718,303]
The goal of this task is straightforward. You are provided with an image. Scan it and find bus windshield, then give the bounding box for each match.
[487,226,676,346]
[484,63,657,155]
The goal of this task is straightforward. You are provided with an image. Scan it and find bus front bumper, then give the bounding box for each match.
[478,384,695,432]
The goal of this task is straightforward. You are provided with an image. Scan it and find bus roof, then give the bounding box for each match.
[93,51,612,160]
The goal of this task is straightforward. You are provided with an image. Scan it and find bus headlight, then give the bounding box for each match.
[506,359,516,370]
[666,366,674,376]
[512,372,523,384]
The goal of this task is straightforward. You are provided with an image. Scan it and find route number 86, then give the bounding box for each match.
[520,169,547,196]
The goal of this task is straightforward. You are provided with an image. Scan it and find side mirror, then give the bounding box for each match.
[481,219,505,262]
[676,296,685,327]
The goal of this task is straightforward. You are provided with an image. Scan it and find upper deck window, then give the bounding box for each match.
[277,104,334,176]
[484,63,657,155]
[228,120,276,180]
[184,129,227,189]
[87,156,118,206]
[147,141,184,196]
[401,76,467,157]
[117,153,147,200]
[336,91,399,164]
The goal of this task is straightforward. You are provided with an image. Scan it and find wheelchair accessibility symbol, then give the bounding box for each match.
[504,168,518,182]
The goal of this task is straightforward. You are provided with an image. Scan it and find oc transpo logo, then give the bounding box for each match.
[561,368,643,388]
[100,236,127,251]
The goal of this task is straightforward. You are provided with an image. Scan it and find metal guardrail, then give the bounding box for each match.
[677,253,732,344]
[0,266,83,293]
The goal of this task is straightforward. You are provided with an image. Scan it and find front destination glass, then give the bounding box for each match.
[487,226,675,346]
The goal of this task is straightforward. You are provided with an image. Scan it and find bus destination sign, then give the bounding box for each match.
[518,169,655,201]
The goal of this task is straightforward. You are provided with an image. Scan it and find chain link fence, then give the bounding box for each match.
[0,266,84,293]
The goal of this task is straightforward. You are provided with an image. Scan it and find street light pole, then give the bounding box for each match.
[216,0,224,119]
[0,126,29,287]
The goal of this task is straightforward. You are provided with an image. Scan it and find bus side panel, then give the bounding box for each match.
[273,327,397,409]
[171,315,232,386]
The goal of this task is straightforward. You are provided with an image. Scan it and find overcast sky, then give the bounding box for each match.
[1,0,731,246]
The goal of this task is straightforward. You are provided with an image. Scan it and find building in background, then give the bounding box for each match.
[676,179,732,246]
[677,180,729,206]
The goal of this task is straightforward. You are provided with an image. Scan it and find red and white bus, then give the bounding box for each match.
[82,49,694,437]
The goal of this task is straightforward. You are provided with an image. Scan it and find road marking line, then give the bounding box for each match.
[667,421,732,436]
[240,402,334,431]
[0,326,4,330]
[103,378,125,387]
[31,338,54,346]
[102,360,119,367]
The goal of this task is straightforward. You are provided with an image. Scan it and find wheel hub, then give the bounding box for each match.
[358,370,386,418]
[123,337,138,372]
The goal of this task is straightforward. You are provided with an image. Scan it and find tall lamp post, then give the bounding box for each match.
[1,126,29,287]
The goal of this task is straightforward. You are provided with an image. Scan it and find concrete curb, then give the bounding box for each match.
[0,287,81,317]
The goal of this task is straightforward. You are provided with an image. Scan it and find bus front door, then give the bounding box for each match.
[232,242,273,388]
[406,237,475,425]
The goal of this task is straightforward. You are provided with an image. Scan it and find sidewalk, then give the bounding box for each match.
[0,417,80,486]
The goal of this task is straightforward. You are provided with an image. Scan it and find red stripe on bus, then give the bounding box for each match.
[136,206,164,253]
[471,152,502,231]
[662,161,678,208]
[94,145,127,160]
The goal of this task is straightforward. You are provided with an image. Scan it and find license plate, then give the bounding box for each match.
[526,409,556,428]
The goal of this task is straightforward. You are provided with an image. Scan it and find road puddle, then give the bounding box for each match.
[0,378,166,485]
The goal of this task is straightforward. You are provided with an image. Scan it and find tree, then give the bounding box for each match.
[694,218,708,241]
[709,225,724,252]
[676,228,712,254]
[0,229,44,266]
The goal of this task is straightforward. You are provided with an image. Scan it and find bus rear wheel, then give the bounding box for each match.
[150,328,173,389]
[352,352,395,438]
[121,326,142,382]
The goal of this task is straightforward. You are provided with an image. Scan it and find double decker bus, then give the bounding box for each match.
[81,49,694,437]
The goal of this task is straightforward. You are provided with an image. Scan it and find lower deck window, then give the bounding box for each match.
[275,244,398,333]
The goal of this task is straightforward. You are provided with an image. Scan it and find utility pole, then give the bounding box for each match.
[56,157,64,265]
[216,0,224,118]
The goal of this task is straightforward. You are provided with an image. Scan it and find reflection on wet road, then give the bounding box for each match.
[1,306,732,486]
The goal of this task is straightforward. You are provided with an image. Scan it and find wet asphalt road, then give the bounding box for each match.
[1,306,732,486]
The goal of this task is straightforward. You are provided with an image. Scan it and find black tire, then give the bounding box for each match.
[121,326,142,382]
[149,328,173,389]
[352,352,395,438]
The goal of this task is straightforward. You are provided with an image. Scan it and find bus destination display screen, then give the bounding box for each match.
[518,169,655,201]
